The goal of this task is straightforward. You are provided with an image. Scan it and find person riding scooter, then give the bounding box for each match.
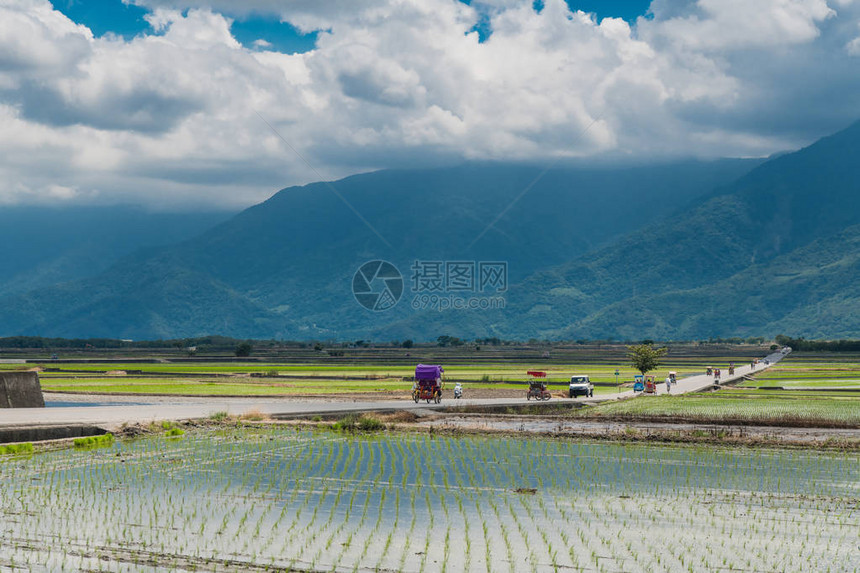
[454,383,463,399]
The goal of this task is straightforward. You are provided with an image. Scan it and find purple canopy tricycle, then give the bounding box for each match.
[413,364,444,404]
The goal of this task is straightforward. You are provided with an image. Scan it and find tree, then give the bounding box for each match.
[401,339,414,349]
[774,334,792,346]
[235,342,252,357]
[437,335,463,347]
[627,343,668,375]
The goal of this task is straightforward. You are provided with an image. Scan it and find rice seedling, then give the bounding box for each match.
[0,428,857,572]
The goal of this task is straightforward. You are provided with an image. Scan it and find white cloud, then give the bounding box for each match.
[0,0,859,209]
[847,21,860,53]
[641,0,835,50]
[132,0,396,33]
[145,7,240,47]
[0,0,91,76]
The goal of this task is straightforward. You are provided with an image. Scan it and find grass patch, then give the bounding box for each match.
[239,408,268,422]
[73,434,114,449]
[0,442,34,455]
[450,402,581,416]
[165,428,185,437]
[331,414,385,433]
[375,411,420,424]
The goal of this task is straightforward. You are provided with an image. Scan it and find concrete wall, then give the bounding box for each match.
[0,425,105,444]
[0,371,45,408]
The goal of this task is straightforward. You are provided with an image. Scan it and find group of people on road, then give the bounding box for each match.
[662,354,782,395]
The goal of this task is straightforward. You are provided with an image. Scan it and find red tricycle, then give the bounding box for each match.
[526,370,552,401]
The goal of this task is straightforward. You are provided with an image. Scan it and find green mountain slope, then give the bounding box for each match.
[0,206,232,297]
[567,224,860,340]
[492,119,860,339]
[0,160,759,339]
[0,257,277,340]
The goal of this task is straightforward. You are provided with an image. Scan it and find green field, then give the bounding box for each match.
[575,390,860,427]
[1,428,857,572]
[34,361,681,381]
[25,352,860,428]
[32,353,753,396]
[39,376,622,396]
[740,357,860,389]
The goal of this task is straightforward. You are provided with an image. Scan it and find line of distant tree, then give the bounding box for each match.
[699,336,767,345]
[0,335,289,351]
[0,336,134,349]
[775,335,860,352]
[0,334,804,351]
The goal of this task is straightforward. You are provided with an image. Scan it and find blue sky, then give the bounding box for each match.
[50,0,319,52]
[48,0,150,38]
[51,0,651,51]
[462,1,653,41]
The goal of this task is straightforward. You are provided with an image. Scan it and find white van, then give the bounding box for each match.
[569,375,593,398]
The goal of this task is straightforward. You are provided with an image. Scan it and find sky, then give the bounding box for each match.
[1,0,860,209]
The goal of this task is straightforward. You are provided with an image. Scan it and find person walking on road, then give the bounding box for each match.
[665,375,671,393]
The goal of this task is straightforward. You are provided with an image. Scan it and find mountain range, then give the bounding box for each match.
[0,206,231,298]
[0,120,857,341]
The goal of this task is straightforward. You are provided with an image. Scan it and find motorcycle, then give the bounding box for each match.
[454,383,463,399]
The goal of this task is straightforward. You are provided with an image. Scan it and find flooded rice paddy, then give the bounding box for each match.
[1,428,858,572]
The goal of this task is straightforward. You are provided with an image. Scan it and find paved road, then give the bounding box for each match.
[631,350,786,396]
[0,351,786,433]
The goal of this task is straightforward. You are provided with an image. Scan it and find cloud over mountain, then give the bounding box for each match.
[1,0,859,208]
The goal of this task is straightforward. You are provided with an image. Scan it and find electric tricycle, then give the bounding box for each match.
[413,364,443,404]
[526,370,552,401]
[643,375,657,394]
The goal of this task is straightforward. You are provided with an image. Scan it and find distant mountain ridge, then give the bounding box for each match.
[0,206,232,297]
[580,223,860,340]
[0,159,761,339]
[1,116,858,342]
[470,119,860,340]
